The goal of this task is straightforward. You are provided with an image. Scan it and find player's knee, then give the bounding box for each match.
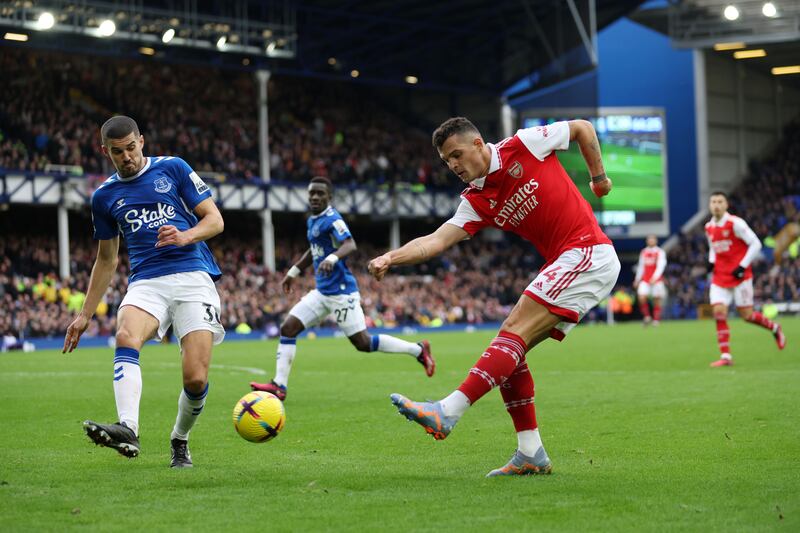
[183,374,207,395]
[738,307,753,320]
[279,322,300,338]
[351,335,371,352]
[115,327,139,349]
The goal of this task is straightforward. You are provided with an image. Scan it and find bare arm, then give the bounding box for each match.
[281,249,313,294]
[568,119,611,197]
[63,237,119,353]
[368,223,468,281]
[156,197,224,248]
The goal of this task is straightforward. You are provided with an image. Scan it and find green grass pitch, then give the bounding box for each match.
[1,318,798,531]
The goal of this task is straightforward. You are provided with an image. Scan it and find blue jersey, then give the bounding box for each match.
[91,156,222,283]
[307,206,358,295]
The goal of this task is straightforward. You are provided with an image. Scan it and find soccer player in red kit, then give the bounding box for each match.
[705,191,786,367]
[368,117,620,476]
[634,235,667,325]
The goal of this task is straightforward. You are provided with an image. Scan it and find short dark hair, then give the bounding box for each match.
[432,117,480,150]
[710,190,728,200]
[309,176,333,193]
[101,115,140,143]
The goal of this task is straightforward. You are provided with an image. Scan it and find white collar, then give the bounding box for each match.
[468,143,500,190]
[116,157,151,182]
[710,212,730,226]
[310,205,333,219]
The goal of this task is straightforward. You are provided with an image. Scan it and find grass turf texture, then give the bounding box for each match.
[1,318,798,531]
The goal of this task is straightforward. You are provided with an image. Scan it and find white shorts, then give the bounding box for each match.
[524,244,620,341]
[637,280,666,299]
[710,279,754,308]
[120,271,225,345]
[289,289,366,337]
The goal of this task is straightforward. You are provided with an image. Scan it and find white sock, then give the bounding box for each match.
[372,334,422,356]
[113,347,142,436]
[517,429,543,457]
[171,384,208,441]
[274,336,297,387]
[439,390,471,418]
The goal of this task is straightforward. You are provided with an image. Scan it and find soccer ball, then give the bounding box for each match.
[232,391,286,443]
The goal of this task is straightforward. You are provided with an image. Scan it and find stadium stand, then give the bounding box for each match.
[0,49,449,188]
[0,232,544,339]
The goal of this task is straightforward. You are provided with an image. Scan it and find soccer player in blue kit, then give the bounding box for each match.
[250,177,435,400]
[63,116,225,468]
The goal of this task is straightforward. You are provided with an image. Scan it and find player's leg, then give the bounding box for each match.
[711,301,733,367]
[83,297,162,458]
[342,294,434,376]
[168,329,213,468]
[652,282,665,325]
[637,283,652,324]
[390,296,557,443]
[168,284,225,468]
[251,290,323,399]
[735,280,786,349]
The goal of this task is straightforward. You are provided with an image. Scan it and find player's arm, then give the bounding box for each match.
[368,223,468,281]
[63,237,120,353]
[732,218,762,279]
[568,120,611,198]
[282,249,312,294]
[653,249,667,280]
[317,237,356,276]
[156,197,224,248]
[707,234,716,273]
[633,252,644,287]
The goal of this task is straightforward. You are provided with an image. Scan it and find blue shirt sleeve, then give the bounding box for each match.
[90,189,118,240]
[329,213,352,243]
[169,157,212,210]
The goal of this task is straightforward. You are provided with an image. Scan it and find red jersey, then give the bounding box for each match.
[446,121,611,263]
[635,246,666,283]
[705,213,761,288]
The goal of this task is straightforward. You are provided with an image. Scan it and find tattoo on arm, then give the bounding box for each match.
[414,241,428,261]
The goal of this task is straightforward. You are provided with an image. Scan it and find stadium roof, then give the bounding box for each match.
[293,0,647,92]
[0,0,646,94]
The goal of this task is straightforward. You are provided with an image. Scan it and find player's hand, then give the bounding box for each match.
[155,225,192,248]
[633,280,639,290]
[590,176,612,198]
[368,253,392,281]
[317,258,336,276]
[63,313,90,353]
[281,275,295,295]
[732,266,745,279]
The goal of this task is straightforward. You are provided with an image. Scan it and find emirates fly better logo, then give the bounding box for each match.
[493,177,540,228]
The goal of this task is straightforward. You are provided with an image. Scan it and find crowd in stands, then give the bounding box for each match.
[1,231,544,341]
[0,49,450,188]
[665,120,800,318]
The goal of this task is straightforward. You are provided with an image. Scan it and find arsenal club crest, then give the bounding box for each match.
[508,161,523,179]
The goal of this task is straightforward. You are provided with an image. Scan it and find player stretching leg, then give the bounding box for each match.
[250,177,434,401]
[634,235,667,326]
[63,116,225,467]
[705,191,786,367]
[369,118,620,476]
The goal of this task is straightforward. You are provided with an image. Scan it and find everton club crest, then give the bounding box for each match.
[154,177,172,193]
